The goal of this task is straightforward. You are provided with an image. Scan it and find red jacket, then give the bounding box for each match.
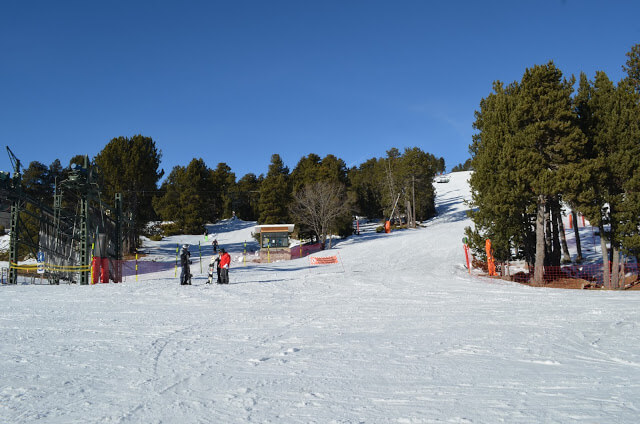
[220,252,231,269]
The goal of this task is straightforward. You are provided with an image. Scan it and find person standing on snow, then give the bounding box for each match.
[219,248,231,284]
[207,252,220,284]
[212,239,218,253]
[180,244,192,285]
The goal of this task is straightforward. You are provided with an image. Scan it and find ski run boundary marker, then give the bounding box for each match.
[308,252,345,273]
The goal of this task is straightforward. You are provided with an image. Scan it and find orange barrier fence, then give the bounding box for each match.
[474,260,639,289]
[309,256,339,265]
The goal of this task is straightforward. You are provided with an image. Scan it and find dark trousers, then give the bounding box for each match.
[180,265,191,284]
[220,268,229,284]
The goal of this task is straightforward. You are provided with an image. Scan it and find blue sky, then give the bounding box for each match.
[1,0,639,181]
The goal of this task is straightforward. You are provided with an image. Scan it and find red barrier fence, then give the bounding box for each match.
[290,243,323,258]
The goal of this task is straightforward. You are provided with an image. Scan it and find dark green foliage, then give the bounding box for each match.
[153,159,214,234]
[451,158,472,172]
[348,147,438,223]
[22,161,54,206]
[436,157,446,174]
[398,147,438,221]
[623,43,640,94]
[211,163,236,219]
[233,173,262,221]
[468,62,586,272]
[68,155,86,169]
[160,222,182,236]
[95,135,164,245]
[348,158,383,218]
[468,80,533,262]
[258,154,292,224]
[468,53,640,286]
[290,153,323,194]
[19,159,69,258]
[290,153,348,194]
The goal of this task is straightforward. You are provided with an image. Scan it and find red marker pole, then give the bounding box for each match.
[462,237,471,274]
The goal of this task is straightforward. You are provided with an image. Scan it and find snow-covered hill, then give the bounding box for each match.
[2,171,640,423]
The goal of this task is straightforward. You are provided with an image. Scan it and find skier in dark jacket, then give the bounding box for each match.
[207,253,220,284]
[180,244,192,285]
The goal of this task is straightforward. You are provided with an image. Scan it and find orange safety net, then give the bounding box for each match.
[309,256,339,265]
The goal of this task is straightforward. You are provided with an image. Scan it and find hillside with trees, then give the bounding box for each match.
[8,139,443,257]
[466,44,640,288]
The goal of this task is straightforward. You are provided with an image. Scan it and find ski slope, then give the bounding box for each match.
[2,171,640,423]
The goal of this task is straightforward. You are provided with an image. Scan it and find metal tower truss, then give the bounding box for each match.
[2,149,127,285]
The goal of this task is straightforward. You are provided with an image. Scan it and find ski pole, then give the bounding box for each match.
[175,244,178,277]
[199,241,202,274]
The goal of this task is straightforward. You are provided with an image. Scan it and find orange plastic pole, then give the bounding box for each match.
[485,239,496,276]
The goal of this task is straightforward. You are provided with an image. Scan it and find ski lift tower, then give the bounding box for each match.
[4,147,126,285]
[56,155,125,285]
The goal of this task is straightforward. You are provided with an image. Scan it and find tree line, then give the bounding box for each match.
[466,44,640,288]
[15,136,444,252]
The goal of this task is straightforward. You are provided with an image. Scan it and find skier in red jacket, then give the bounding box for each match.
[219,248,231,284]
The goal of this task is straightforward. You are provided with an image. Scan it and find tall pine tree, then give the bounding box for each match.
[258,154,291,224]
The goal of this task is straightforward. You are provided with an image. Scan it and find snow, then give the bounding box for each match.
[2,171,640,423]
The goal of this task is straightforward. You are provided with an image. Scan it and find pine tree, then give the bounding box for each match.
[516,62,585,282]
[153,165,184,225]
[617,77,640,264]
[153,159,215,234]
[603,77,640,287]
[181,158,215,233]
[233,173,262,221]
[22,161,51,205]
[468,63,586,280]
[94,135,164,248]
[622,43,640,94]
[258,154,291,224]
[451,158,472,172]
[348,158,385,219]
[468,80,533,263]
[210,163,236,219]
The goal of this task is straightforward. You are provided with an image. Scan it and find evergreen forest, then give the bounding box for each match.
[14,137,444,252]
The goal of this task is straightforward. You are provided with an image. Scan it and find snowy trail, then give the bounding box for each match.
[2,171,640,423]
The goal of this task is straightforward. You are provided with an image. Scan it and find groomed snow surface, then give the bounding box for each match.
[2,171,640,423]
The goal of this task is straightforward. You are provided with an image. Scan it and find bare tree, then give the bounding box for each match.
[289,181,351,249]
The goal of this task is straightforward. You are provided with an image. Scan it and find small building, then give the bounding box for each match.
[254,224,295,262]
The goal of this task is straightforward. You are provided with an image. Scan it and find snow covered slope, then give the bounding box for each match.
[1,171,640,423]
